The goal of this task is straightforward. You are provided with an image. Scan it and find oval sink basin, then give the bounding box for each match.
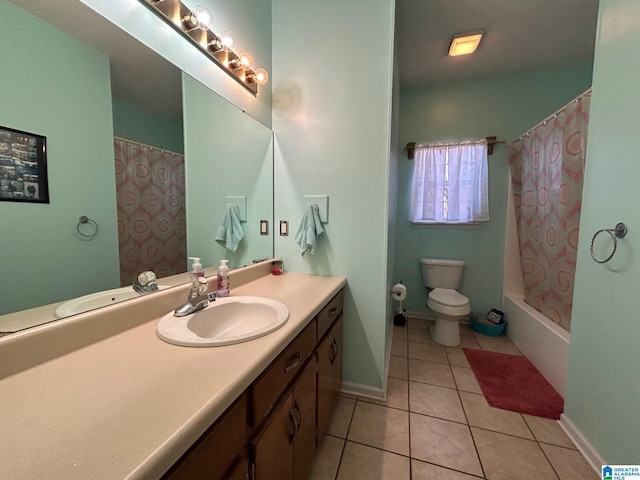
[156,296,289,347]
[54,285,168,318]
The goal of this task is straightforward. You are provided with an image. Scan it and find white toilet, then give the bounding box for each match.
[420,258,471,347]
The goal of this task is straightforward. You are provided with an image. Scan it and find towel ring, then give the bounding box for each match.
[77,215,99,239]
[590,222,627,263]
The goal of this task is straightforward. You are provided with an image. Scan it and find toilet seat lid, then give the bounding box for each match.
[429,288,469,307]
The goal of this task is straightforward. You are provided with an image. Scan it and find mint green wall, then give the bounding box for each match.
[387,51,401,366]
[272,0,395,389]
[0,0,119,314]
[112,97,184,154]
[395,63,593,317]
[80,0,272,127]
[182,74,273,271]
[566,0,640,463]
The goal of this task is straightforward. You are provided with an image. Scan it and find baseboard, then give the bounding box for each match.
[405,310,435,320]
[343,319,395,402]
[558,414,605,475]
[340,380,385,400]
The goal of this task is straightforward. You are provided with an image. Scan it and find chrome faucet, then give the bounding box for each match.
[174,277,213,317]
[133,271,159,295]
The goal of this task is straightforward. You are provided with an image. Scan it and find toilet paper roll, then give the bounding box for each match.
[391,283,407,301]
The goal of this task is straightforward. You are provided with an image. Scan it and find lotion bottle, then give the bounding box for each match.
[216,259,230,297]
[189,257,205,282]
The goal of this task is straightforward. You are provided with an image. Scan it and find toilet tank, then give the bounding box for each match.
[420,258,465,289]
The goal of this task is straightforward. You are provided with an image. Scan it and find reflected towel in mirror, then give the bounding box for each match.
[294,203,324,256]
[215,203,245,252]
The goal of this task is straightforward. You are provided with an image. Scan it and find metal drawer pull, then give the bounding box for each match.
[328,307,339,318]
[289,408,299,444]
[328,340,336,364]
[294,399,303,428]
[329,338,339,365]
[284,352,302,373]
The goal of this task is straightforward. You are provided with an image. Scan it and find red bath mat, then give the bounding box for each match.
[463,349,564,419]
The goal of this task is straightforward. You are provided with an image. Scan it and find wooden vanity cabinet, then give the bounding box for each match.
[161,394,248,480]
[316,314,343,437]
[161,288,344,480]
[316,289,344,340]
[251,359,316,480]
[249,320,316,429]
[226,458,249,480]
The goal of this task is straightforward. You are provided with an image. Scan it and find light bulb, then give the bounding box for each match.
[192,5,213,30]
[183,5,212,31]
[220,31,235,50]
[250,68,268,86]
[238,52,254,70]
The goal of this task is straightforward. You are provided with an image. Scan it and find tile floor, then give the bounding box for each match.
[308,317,598,480]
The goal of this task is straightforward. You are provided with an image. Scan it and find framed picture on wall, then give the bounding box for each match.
[0,125,49,203]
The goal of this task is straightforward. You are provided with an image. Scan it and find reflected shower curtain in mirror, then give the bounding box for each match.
[114,138,187,286]
[508,89,591,332]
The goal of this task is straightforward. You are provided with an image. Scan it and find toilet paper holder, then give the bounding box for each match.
[391,283,407,301]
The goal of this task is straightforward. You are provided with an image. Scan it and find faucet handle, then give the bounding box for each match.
[189,276,209,297]
[138,271,157,285]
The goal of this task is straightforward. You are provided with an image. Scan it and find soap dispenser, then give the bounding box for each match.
[189,257,204,281]
[216,259,230,297]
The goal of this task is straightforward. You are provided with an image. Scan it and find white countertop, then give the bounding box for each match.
[1,271,345,480]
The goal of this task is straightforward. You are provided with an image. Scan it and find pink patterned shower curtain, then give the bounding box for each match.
[114,138,187,287]
[508,90,591,332]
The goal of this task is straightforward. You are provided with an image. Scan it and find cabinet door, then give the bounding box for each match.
[293,360,317,480]
[316,315,343,437]
[226,457,248,480]
[252,391,295,480]
[162,395,247,480]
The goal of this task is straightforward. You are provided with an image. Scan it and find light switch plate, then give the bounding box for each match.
[260,220,269,235]
[280,220,289,236]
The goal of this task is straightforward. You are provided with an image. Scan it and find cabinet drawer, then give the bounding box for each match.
[163,394,247,480]
[316,289,344,341]
[249,321,316,426]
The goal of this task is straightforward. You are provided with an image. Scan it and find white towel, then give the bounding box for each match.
[214,203,245,252]
[294,204,324,256]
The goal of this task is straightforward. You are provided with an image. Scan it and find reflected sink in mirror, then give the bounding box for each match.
[54,285,169,319]
[156,296,289,347]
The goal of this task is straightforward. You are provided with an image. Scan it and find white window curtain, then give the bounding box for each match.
[409,141,490,224]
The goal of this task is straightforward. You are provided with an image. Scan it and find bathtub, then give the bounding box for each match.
[502,294,570,398]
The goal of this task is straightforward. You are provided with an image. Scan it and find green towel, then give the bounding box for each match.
[294,204,324,256]
[214,203,244,252]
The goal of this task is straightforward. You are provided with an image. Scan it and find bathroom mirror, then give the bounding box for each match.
[0,0,273,332]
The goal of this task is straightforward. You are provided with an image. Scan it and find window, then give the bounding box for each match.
[409,141,489,224]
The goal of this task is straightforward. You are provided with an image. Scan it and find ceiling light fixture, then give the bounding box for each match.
[448,30,484,57]
[139,0,268,95]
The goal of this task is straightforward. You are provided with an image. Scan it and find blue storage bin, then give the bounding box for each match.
[470,313,507,337]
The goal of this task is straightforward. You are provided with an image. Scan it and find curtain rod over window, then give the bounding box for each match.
[406,136,504,159]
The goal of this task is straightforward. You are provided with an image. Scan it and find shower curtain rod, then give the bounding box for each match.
[406,136,504,159]
[511,87,592,144]
[114,135,182,157]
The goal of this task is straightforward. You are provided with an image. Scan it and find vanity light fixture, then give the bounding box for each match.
[139,0,268,95]
[448,30,484,56]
